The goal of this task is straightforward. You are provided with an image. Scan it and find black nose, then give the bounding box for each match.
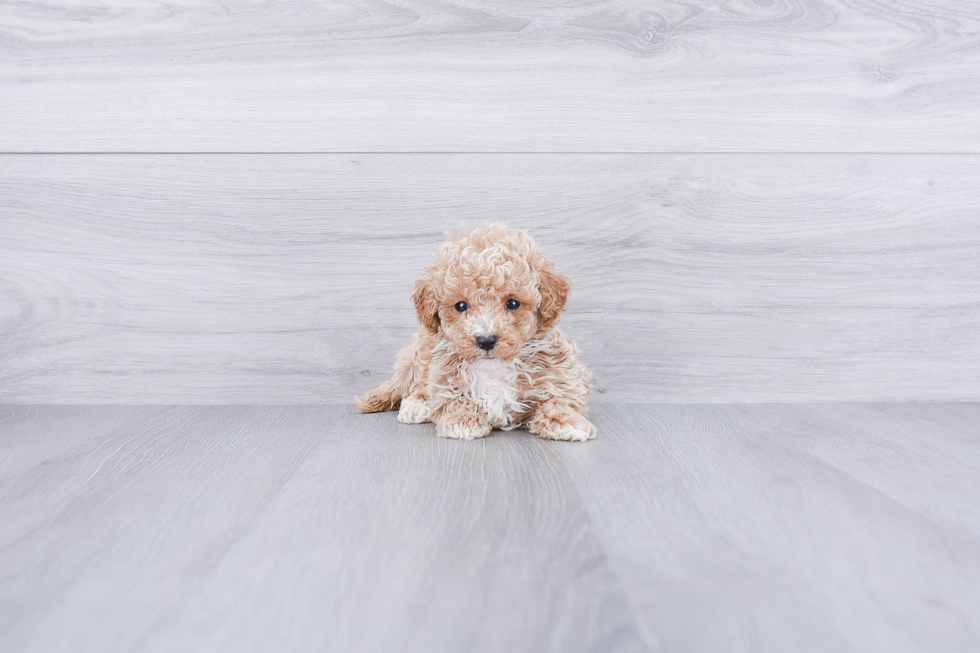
[476,335,498,351]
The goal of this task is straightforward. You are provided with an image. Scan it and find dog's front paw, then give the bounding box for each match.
[437,414,492,440]
[529,408,596,442]
[398,395,432,424]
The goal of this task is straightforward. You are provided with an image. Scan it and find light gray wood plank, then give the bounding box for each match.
[0,406,328,651]
[0,406,649,653]
[3,405,979,652]
[0,406,155,482]
[727,403,980,536]
[2,153,978,403]
[555,404,980,653]
[2,1,979,152]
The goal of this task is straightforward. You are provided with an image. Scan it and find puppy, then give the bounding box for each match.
[356,224,596,441]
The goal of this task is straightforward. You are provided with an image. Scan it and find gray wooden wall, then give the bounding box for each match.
[2,1,978,403]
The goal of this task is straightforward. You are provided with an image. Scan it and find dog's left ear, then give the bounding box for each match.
[537,263,571,329]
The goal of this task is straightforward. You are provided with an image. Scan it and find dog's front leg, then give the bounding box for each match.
[528,398,596,442]
[397,394,432,424]
[435,397,491,440]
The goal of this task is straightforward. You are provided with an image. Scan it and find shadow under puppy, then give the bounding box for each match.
[357,224,596,441]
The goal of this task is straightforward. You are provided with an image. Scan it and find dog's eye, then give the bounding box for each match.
[454,302,468,312]
[505,299,520,310]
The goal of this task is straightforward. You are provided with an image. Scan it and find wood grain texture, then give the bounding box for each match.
[0,405,649,653]
[2,153,979,403]
[1,404,978,652]
[2,1,979,152]
[554,403,980,653]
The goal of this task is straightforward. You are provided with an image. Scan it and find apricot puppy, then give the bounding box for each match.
[357,224,596,441]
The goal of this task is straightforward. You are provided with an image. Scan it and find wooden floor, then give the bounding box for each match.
[2,404,978,652]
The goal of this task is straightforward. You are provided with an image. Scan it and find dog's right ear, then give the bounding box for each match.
[412,278,440,334]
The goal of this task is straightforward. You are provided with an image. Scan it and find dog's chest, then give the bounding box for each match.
[467,361,524,429]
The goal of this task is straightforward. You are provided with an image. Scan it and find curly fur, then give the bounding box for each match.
[356,224,596,441]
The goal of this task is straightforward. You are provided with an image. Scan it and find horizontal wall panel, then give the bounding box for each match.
[1,153,979,403]
[1,1,979,152]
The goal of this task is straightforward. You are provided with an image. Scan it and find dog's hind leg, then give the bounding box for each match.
[356,330,433,414]
[355,379,404,413]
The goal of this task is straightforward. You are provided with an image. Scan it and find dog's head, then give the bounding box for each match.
[412,224,571,363]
